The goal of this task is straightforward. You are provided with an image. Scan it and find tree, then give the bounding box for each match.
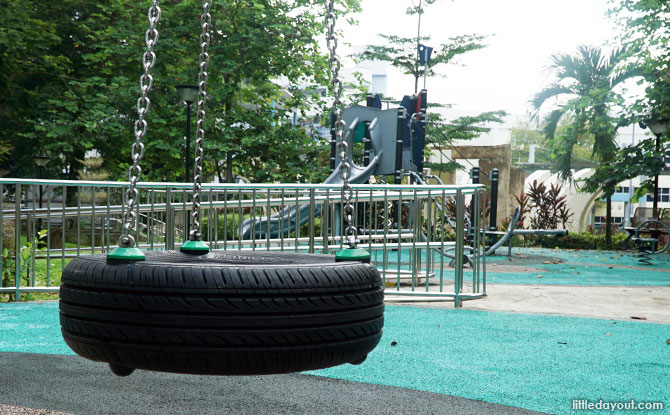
[361,1,486,94]
[0,0,361,184]
[424,110,506,174]
[360,1,503,176]
[510,121,597,168]
[608,0,670,120]
[588,0,670,206]
[531,45,635,248]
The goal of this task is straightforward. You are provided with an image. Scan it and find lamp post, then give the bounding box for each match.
[32,154,50,209]
[175,84,199,182]
[32,154,50,238]
[176,84,198,238]
[640,117,669,219]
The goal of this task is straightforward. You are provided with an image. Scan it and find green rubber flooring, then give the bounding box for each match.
[1,302,668,414]
[375,248,670,286]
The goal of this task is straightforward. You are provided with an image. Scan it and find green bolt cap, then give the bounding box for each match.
[335,247,371,263]
[180,240,210,254]
[107,246,146,262]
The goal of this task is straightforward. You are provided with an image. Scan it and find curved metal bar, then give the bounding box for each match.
[633,219,670,254]
[484,207,521,255]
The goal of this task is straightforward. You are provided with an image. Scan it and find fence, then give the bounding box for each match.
[0,178,487,306]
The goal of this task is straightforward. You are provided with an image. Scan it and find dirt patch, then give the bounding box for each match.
[485,263,545,274]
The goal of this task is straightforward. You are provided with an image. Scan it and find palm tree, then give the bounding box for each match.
[531,45,635,249]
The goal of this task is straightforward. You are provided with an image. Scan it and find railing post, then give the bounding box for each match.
[14,184,21,302]
[0,183,3,282]
[472,189,480,293]
[488,168,499,248]
[309,188,315,254]
[166,188,175,250]
[454,188,464,308]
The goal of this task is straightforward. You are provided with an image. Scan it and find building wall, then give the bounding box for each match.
[432,143,523,227]
[523,169,670,232]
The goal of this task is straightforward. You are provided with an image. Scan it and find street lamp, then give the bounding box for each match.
[32,154,50,209]
[176,84,198,238]
[32,154,50,238]
[640,117,669,219]
[175,84,199,182]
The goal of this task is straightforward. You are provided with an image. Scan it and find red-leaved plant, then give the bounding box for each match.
[515,180,573,230]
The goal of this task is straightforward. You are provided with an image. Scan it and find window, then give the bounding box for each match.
[594,216,623,228]
[646,188,670,202]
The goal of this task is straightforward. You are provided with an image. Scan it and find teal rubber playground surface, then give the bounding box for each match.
[2,302,669,414]
[381,247,670,286]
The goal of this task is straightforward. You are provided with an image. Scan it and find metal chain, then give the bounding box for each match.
[189,0,212,241]
[119,0,161,248]
[324,0,357,248]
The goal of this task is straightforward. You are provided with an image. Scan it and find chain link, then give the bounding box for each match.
[119,0,161,248]
[189,0,212,241]
[324,0,357,248]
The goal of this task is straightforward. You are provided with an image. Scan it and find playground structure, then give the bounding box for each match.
[241,90,428,240]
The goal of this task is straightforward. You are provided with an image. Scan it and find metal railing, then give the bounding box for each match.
[0,178,487,306]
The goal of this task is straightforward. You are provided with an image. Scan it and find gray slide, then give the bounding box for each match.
[240,151,382,240]
[241,105,399,240]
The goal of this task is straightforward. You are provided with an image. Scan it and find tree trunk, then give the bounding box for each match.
[225,151,234,183]
[215,162,223,184]
[605,194,612,250]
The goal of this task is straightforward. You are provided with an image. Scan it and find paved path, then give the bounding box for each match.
[459,284,670,323]
[0,353,544,415]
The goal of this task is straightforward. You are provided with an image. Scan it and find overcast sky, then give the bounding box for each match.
[341,0,617,121]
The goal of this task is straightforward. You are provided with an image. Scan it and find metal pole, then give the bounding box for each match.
[185,101,192,183]
[625,125,635,227]
[423,64,428,90]
[329,113,336,173]
[38,167,44,209]
[654,133,660,219]
[415,0,422,94]
[15,184,21,301]
[38,167,43,235]
[454,188,464,308]
[470,167,479,233]
[489,168,499,240]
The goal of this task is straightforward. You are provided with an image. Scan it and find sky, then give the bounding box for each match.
[341,0,618,122]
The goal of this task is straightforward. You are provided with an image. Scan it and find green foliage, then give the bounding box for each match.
[512,230,628,251]
[424,110,507,173]
[364,33,486,94]
[608,0,670,122]
[1,230,48,301]
[531,45,636,249]
[360,0,486,93]
[524,181,573,230]
[531,46,633,179]
[201,212,246,242]
[510,121,595,167]
[593,0,670,204]
[582,137,665,200]
[0,0,360,184]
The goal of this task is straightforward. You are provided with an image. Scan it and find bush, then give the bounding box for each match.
[1,221,16,291]
[512,231,628,250]
[200,213,245,241]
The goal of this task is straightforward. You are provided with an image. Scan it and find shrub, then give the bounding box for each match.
[524,180,573,229]
[512,230,628,250]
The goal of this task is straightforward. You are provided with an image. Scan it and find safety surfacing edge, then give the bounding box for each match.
[379,247,670,286]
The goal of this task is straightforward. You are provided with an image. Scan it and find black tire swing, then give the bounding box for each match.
[59,0,384,377]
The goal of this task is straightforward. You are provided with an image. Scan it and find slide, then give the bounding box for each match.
[240,151,382,240]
